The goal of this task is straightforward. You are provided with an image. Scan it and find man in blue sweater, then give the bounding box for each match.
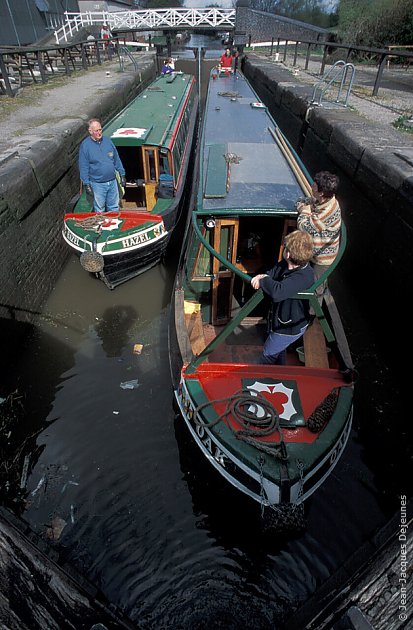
[79,118,126,213]
[251,230,315,365]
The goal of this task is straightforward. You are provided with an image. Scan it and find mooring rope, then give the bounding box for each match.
[194,388,288,459]
[217,91,240,98]
[75,216,104,232]
[224,152,242,192]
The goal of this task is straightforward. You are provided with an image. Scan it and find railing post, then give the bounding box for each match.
[36,51,48,83]
[63,48,71,74]
[283,40,288,62]
[305,42,311,70]
[373,53,387,96]
[293,41,299,66]
[320,44,328,75]
[81,43,88,69]
[0,54,15,96]
[270,37,274,56]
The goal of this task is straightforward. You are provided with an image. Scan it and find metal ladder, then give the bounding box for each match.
[118,45,138,71]
[311,60,355,107]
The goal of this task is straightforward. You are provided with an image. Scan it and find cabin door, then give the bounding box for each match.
[211,219,239,325]
[143,147,159,212]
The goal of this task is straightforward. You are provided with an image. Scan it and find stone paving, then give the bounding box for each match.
[250,51,413,128]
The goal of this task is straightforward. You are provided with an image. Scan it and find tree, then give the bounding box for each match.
[248,0,335,28]
[336,0,413,46]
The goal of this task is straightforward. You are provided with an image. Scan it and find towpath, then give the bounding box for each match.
[0,52,155,162]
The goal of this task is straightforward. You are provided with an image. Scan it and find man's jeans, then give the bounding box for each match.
[262,325,308,365]
[90,179,119,213]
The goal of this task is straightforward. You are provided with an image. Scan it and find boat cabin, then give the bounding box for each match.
[104,72,197,213]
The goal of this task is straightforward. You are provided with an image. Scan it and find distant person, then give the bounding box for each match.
[161,58,173,74]
[220,48,233,70]
[251,231,314,365]
[100,23,111,41]
[296,171,342,296]
[233,48,240,71]
[79,118,126,214]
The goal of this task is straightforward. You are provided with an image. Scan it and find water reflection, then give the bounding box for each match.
[95,305,138,358]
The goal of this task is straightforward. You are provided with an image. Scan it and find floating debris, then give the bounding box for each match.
[133,343,144,355]
[46,516,67,541]
[31,475,46,496]
[20,455,31,490]
[70,504,75,524]
[120,379,140,390]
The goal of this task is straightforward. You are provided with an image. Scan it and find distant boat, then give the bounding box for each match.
[169,68,355,531]
[63,72,199,289]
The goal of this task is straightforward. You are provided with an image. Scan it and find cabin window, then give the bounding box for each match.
[192,229,212,279]
[218,225,235,272]
[144,148,158,182]
[159,153,170,176]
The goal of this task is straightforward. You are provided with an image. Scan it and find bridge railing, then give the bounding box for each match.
[55,9,236,44]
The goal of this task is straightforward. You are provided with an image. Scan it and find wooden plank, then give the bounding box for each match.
[204,144,227,198]
[303,317,329,368]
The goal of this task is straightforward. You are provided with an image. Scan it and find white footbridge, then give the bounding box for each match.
[55,9,236,44]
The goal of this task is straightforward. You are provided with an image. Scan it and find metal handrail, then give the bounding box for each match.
[311,60,355,107]
[118,45,138,71]
[185,215,348,371]
[247,36,413,96]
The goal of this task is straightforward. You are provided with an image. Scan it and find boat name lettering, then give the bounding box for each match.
[196,425,227,467]
[329,419,351,465]
[64,226,80,247]
[180,387,227,468]
[122,233,151,248]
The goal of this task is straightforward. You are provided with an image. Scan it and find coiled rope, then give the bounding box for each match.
[194,388,288,459]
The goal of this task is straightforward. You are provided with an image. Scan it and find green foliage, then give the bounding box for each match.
[249,0,337,29]
[337,0,413,46]
[393,115,413,134]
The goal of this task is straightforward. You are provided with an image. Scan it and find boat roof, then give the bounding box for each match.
[104,72,194,149]
[199,71,305,216]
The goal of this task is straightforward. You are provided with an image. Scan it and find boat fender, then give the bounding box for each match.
[80,250,104,273]
[307,387,340,433]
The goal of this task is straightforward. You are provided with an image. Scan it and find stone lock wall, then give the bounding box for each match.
[235,6,329,45]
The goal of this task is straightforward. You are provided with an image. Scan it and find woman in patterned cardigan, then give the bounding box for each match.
[296,171,341,299]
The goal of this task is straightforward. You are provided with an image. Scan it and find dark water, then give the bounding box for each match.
[1,36,409,630]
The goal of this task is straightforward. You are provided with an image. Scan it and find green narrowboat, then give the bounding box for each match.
[63,71,198,289]
[169,68,355,530]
